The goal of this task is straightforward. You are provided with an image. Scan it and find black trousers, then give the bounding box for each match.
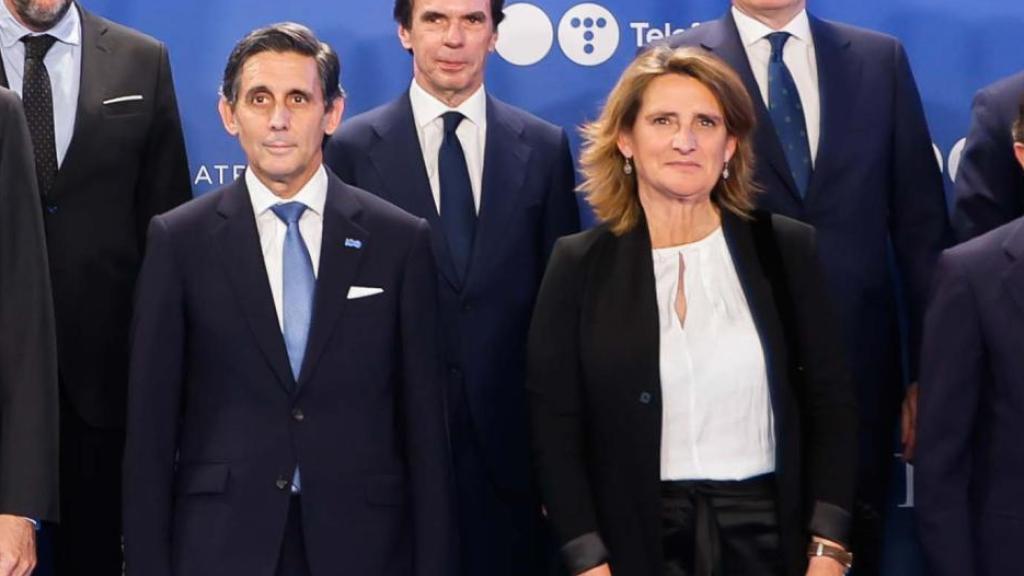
[54,400,124,576]
[276,496,311,576]
[661,475,783,576]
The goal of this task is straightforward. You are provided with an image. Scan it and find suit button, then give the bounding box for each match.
[448,367,462,378]
[639,392,652,404]
[275,478,289,490]
[461,301,472,312]
[291,408,305,422]
[45,203,58,214]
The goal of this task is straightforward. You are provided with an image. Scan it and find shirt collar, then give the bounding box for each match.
[0,1,81,50]
[408,78,487,131]
[731,5,812,48]
[247,164,328,219]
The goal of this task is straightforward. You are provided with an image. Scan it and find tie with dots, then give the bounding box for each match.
[21,34,59,197]
[766,32,812,197]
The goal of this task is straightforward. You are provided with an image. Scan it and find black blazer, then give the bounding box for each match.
[527,211,857,576]
[0,2,192,428]
[123,171,455,576]
[0,87,58,522]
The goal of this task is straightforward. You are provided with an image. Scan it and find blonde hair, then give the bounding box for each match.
[579,45,759,235]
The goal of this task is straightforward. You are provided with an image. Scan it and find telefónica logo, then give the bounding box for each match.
[496,2,620,67]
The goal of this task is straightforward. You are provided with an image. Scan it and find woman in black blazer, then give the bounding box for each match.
[527,46,857,576]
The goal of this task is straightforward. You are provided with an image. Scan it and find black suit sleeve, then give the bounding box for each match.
[952,85,1024,241]
[540,130,581,265]
[774,218,858,545]
[914,251,981,576]
[0,93,59,522]
[527,238,608,574]
[123,215,185,576]
[134,43,191,248]
[886,42,952,382]
[400,219,457,576]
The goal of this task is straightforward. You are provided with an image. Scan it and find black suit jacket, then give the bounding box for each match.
[325,93,579,499]
[916,217,1024,576]
[952,71,1024,241]
[123,171,455,576]
[667,13,950,468]
[0,86,58,521]
[527,211,857,576]
[0,2,191,428]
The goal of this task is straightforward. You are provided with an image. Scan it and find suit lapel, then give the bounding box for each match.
[465,96,530,293]
[368,95,461,291]
[805,16,860,205]
[296,176,368,391]
[701,13,801,200]
[720,211,788,422]
[1001,219,1024,319]
[213,179,295,393]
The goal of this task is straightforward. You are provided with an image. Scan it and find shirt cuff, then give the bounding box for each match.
[560,531,609,575]
[808,500,852,547]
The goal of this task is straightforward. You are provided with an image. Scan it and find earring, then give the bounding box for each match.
[623,157,634,175]
[722,163,731,180]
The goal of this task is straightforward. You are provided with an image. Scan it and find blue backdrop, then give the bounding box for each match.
[82,1,1024,573]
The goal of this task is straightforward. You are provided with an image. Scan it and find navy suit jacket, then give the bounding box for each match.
[916,217,1024,576]
[668,13,950,454]
[123,171,454,576]
[325,93,579,499]
[952,71,1024,241]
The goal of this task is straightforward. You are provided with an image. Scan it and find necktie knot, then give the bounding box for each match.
[21,34,57,60]
[442,111,464,135]
[271,202,308,225]
[766,32,790,63]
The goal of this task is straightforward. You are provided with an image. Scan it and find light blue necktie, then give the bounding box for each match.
[270,202,315,493]
[767,32,813,197]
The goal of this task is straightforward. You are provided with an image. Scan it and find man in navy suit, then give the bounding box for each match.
[325,1,579,574]
[916,98,1024,576]
[953,71,1024,241]
[123,23,454,576]
[665,1,951,571]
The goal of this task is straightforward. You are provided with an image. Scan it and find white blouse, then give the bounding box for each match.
[652,227,776,481]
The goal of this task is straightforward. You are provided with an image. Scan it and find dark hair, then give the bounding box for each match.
[1014,97,1024,145]
[393,0,505,30]
[221,22,342,110]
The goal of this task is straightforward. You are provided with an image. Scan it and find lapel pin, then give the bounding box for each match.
[344,238,363,249]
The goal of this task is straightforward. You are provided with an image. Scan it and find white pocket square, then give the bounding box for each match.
[102,95,144,105]
[347,286,383,299]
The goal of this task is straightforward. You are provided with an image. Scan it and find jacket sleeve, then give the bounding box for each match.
[527,237,608,574]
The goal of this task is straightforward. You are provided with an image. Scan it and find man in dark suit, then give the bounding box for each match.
[122,23,453,576]
[0,85,58,576]
[665,1,951,570]
[0,1,191,571]
[915,98,1024,576]
[325,1,579,573]
[952,71,1024,241]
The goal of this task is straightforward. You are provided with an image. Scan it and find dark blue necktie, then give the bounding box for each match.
[438,112,476,282]
[766,32,812,197]
[21,34,59,197]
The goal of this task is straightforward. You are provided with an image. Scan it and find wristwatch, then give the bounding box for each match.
[807,540,854,571]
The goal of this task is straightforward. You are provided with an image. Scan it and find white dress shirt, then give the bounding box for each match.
[653,228,775,481]
[732,6,820,165]
[408,78,487,214]
[246,166,326,330]
[0,1,81,166]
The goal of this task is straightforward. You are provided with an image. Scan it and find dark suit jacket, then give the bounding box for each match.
[667,13,950,465]
[325,93,579,500]
[916,217,1024,576]
[952,71,1024,242]
[0,2,191,429]
[527,211,857,576]
[0,86,58,521]
[122,172,454,576]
